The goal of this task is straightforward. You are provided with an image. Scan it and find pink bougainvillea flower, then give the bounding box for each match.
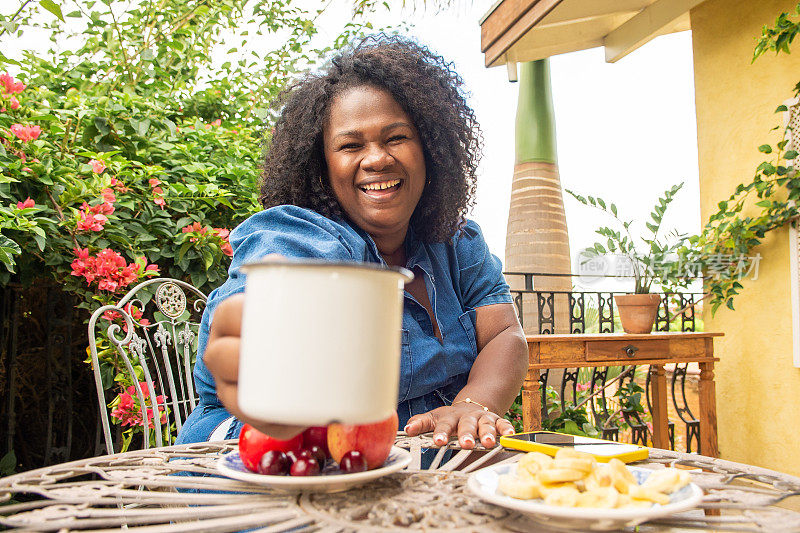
[82,200,114,217]
[16,197,34,209]
[89,159,106,174]
[211,118,221,126]
[22,167,32,173]
[220,241,233,256]
[148,178,160,187]
[0,73,25,95]
[213,228,230,240]
[10,124,41,142]
[101,188,116,204]
[9,96,19,110]
[182,221,206,234]
[153,197,165,208]
[70,247,147,292]
[76,212,108,232]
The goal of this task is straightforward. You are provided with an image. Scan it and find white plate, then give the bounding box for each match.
[467,463,704,531]
[216,446,412,493]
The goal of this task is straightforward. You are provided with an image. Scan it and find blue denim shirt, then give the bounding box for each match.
[177,205,512,444]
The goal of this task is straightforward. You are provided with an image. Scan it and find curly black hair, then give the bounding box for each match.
[260,34,482,243]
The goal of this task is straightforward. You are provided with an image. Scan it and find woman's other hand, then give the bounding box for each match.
[403,402,515,449]
[204,275,305,440]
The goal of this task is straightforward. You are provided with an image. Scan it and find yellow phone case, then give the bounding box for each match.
[498,431,649,463]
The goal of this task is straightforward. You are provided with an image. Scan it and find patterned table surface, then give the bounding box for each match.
[1,433,799,532]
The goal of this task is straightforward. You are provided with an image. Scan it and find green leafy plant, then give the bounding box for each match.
[674,2,800,314]
[566,183,687,294]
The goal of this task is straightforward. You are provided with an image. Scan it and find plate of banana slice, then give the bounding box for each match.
[467,449,703,531]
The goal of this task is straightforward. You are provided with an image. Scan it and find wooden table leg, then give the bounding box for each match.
[699,359,719,458]
[650,364,669,450]
[522,368,541,432]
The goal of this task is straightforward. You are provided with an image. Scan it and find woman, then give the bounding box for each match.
[177,35,528,451]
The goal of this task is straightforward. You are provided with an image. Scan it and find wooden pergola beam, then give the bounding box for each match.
[603,0,705,62]
[481,0,565,67]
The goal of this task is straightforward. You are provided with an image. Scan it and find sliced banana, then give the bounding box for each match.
[576,487,619,509]
[498,474,541,500]
[616,494,653,509]
[642,468,683,493]
[555,448,595,461]
[518,452,554,478]
[502,452,691,510]
[553,457,596,474]
[608,458,637,494]
[585,465,614,491]
[628,485,671,505]
[539,467,587,484]
[544,486,581,507]
[539,481,579,497]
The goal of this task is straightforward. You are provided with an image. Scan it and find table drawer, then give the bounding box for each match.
[586,340,670,362]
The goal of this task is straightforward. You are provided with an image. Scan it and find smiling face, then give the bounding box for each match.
[322,85,426,249]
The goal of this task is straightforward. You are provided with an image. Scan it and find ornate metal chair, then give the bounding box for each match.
[88,278,207,455]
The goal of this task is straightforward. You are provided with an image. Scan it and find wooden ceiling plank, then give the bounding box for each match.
[537,0,651,28]
[603,0,705,62]
[484,0,565,67]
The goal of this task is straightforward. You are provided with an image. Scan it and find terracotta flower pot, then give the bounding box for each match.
[614,293,662,334]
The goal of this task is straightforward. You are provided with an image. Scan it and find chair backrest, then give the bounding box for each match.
[88,278,207,455]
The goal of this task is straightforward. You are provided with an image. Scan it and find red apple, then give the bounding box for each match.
[238,424,303,472]
[327,411,398,470]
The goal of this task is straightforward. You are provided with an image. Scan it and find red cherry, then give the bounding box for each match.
[306,445,327,465]
[257,450,290,475]
[339,450,367,473]
[285,450,300,464]
[290,457,320,476]
[238,424,304,472]
[302,426,329,457]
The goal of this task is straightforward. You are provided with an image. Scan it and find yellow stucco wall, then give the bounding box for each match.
[691,0,800,475]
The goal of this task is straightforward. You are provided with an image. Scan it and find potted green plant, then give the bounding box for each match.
[566,183,686,334]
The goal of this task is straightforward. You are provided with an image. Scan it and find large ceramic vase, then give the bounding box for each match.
[614,293,662,334]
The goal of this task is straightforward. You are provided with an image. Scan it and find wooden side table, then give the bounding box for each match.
[524,332,722,457]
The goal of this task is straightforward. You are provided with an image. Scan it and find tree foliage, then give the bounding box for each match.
[0,0,391,443]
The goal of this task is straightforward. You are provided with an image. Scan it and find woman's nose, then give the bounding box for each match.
[361,143,394,170]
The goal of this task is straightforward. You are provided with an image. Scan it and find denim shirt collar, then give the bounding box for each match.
[343,218,434,279]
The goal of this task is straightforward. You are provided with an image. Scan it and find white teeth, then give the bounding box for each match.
[362,179,400,191]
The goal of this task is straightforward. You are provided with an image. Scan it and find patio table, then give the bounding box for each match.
[1,433,799,532]
[525,332,722,456]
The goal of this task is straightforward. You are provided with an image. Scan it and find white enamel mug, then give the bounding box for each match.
[237,259,413,426]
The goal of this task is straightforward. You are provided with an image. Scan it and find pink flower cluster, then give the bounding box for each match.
[89,159,106,174]
[76,188,116,232]
[182,222,233,256]
[103,303,151,333]
[110,177,129,193]
[16,197,34,209]
[0,72,25,95]
[71,247,159,292]
[10,124,41,142]
[149,178,166,209]
[0,73,24,113]
[110,381,168,428]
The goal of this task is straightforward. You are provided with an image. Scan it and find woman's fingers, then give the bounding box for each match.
[456,413,480,449]
[404,411,436,436]
[495,416,516,437]
[476,414,499,448]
